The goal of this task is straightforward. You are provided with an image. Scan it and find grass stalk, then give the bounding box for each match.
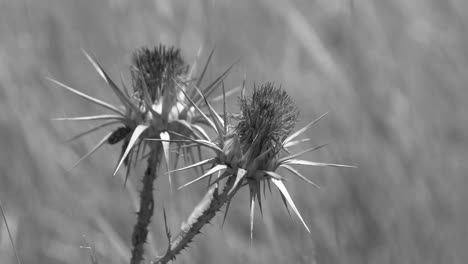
[0,198,21,264]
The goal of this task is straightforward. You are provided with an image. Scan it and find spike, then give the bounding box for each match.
[210,86,241,102]
[168,131,223,154]
[250,192,255,243]
[191,84,224,137]
[241,73,246,99]
[166,158,215,174]
[222,82,227,135]
[177,164,227,190]
[64,121,119,143]
[174,80,218,133]
[53,115,125,122]
[283,159,357,168]
[278,143,329,164]
[123,149,133,186]
[271,179,310,233]
[82,49,140,114]
[229,168,247,195]
[198,59,239,103]
[195,49,215,93]
[283,112,328,146]
[280,165,320,189]
[192,124,211,141]
[263,171,284,181]
[222,198,232,228]
[47,77,124,115]
[113,124,149,176]
[283,138,311,149]
[68,132,113,171]
[160,132,172,189]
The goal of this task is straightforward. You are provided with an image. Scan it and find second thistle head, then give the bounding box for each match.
[237,83,299,170]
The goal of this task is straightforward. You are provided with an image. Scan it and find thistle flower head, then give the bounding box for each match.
[237,83,299,169]
[173,83,355,240]
[131,45,188,103]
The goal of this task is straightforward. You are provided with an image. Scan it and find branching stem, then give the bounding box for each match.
[153,174,239,263]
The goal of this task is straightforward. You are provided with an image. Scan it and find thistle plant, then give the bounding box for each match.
[50,45,235,264]
[50,44,354,264]
[151,83,355,263]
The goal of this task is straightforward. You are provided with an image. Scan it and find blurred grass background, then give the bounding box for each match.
[1,0,468,263]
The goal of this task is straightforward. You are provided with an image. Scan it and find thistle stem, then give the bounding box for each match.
[153,174,239,263]
[131,143,162,264]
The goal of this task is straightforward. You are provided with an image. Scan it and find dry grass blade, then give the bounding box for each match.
[271,178,310,233]
[47,77,124,115]
[0,198,22,264]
